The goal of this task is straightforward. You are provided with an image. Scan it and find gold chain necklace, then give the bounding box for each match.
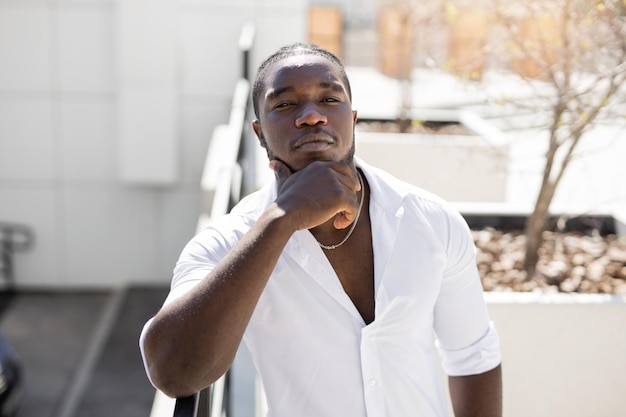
[318,171,364,250]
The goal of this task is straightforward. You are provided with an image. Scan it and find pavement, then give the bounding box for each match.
[0,286,169,417]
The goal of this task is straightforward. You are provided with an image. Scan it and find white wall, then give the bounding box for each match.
[0,0,308,288]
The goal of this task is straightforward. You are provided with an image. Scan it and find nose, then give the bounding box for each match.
[295,103,327,127]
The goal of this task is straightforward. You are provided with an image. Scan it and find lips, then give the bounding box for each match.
[294,131,335,149]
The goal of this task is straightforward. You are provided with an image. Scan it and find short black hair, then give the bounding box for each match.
[252,43,352,119]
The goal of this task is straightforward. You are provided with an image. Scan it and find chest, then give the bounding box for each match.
[322,215,375,324]
[251,201,447,332]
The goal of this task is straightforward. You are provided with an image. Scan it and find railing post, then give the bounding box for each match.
[238,20,256,82]
[197,388,210,417]
[237,19,257,199]
[173,393,199,417]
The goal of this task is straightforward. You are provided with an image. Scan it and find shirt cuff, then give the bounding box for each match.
[437,321,502,376]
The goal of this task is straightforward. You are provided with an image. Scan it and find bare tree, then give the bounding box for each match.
[378,2,415,131]
[493,0,626,277]
[374,0,625,278]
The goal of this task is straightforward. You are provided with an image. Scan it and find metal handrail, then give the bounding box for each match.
[171,367,232,417]
[148,20,256,417]
[0,222,34,289]
[170,87,247,417]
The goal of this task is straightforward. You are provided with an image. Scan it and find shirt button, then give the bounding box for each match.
[369,379,377,387]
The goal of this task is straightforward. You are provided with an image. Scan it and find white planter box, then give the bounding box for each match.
[486,292,626,417]
[355,130,509,203]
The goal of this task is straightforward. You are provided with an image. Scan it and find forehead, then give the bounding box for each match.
[263,54,348,96]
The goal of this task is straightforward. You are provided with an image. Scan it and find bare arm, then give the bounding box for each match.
[142,160,361,398]
[449,364,502,417]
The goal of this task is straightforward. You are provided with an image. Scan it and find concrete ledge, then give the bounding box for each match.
[485,291,626,304]
[612,208,626,236]
[450,201,622,236]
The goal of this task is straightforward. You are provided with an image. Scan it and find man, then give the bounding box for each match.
[141,43,502,417]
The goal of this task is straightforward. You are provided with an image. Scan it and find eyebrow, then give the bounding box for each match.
[266,81,346,101]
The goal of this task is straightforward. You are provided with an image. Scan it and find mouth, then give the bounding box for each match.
[294,132,334,151]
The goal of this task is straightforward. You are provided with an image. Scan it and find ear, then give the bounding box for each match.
[252,119,266,148]
[352,110,358,124]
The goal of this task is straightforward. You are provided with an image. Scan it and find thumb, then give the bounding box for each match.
[269,159,292,188]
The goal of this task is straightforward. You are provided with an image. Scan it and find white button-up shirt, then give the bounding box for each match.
[142,157,501,417]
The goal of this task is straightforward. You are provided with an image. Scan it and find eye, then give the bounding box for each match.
[322,97,340,103]
[273,102,294,110]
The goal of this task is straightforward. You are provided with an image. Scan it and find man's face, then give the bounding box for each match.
[253,54,357,172]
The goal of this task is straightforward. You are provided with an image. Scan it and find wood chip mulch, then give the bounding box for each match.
[473,229,626,295]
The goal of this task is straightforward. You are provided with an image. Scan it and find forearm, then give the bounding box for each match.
[449,364,502,417]
[143,204,294,397]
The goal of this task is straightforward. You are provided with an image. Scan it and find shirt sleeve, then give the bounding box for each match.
[166,220,243,304]
[433,208,501,376]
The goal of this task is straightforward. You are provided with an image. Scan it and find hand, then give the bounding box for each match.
[270,159,362,232]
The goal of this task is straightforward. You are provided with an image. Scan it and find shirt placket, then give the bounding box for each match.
[360,326,385,417]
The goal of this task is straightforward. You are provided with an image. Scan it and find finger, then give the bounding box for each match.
[306,162,360,229]
[337,163,362,193]
[333,210,355,230]
[308,161,361,193]
[333,188,361,230]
